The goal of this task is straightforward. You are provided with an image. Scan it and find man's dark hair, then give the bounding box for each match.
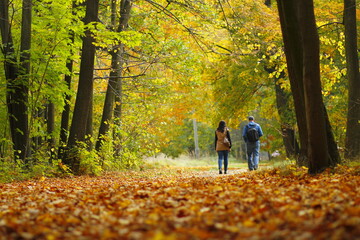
[248,116,254,121]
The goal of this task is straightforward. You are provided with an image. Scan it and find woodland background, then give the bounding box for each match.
[0,0,360,179]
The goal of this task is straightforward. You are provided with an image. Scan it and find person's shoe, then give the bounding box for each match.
[224,171,227,174]
[219,170,222,174]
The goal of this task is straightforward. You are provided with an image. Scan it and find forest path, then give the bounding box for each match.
[0,165,359,239]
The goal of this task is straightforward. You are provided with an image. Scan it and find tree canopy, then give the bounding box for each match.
[0,0,359,175]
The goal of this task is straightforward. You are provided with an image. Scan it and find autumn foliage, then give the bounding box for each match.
[1,165,360,239]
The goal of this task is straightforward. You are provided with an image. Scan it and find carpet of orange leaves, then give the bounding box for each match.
[1,165,360,240]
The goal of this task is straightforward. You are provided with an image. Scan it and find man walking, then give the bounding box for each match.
[242,116,263,171]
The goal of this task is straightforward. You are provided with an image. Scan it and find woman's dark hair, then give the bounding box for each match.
[217,120,226,132]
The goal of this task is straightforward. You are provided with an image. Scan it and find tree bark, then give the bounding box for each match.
[96,0,132,151]
[0,1,18,160]
[276,0,308,165]
[59,61,72,146]
[66,0,99,173]
[274,79,299,158]
[0,0,32,163]
[264,0,300,159]
[58,1,82,160]
[46,102,56,161]
[344,0,360,159]
[32,108,43,152]
[276,0,340,172]
[297,0,329,173]
[95,0,120,151]
[18,0,32,163]
[264,65,299,158]
[323,105,341,165]
[95,51,122,151]
[86,93,93,151]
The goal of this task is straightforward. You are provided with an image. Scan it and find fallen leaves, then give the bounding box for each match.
[1,166,360,239]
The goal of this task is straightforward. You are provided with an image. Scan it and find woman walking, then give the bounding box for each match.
[215,120,232,174]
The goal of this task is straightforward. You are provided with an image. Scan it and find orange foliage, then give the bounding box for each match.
[1,166,360,239]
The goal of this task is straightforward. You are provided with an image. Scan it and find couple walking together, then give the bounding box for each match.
[215,116,263,174]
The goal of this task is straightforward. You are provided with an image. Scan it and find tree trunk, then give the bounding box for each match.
[263,0,300,159]
[59,1,81,159]
[86,93,93,151]
[0,1,18,158]
[32,108,43,152]
[46,102,56,161]
[323,105,341,165]
[276,0,308,165]
[19,0,32,162]
[344,0,360,160]
[297,0,329,173]
[95,0,119,151]
[59,60,73,146]
[113,68,124,156]
[58,60,73,159]
[0,0,32,163]
[66,0,99,173]
[274,79,299,157]
[265,66,299,158]
[96,0,132,151]
[277,0,340,172]
[95,51,121,151]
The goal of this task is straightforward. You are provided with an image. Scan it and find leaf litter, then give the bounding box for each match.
[1,165,360,240]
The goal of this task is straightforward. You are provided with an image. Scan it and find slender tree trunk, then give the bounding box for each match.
[95,51,121,151]
[265,66,299,158]
[32,108,43,152]
[46,102,55,161]
[17,0,32,163]
[59,1,81,159]
[95,0,120,152]
[58,60,73,159]
[113,66,124,156]
[59,60,73,145]
[274,80,299,158]
[86,94,93,151]
[66,0,99,173]
[18,0,32,163]
[96,0,132,151]
[344,0,360,159]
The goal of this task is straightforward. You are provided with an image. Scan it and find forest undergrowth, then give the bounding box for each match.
[1,162,360,240]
